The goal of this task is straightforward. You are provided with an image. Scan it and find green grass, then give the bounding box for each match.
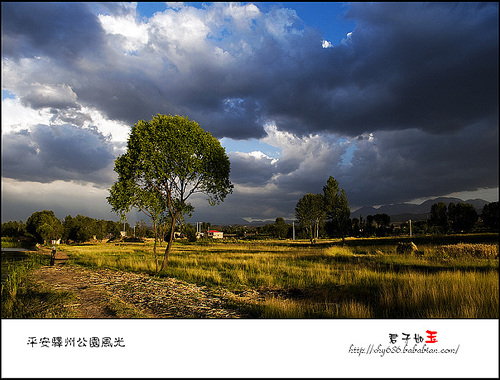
[55,237,499,318]
[1,251,78,318]
[1,237,36,250]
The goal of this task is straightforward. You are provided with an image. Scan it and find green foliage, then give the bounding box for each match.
[62,215,122,243]
[482,201,499,231]
[100,220,122,240]
[448,202,478,233]
[25,210,63,244]
[429,202,449,232]
[295,193,325,242]
[294,176,351,243]
[182,223,198,242]
[1,220,26,238]
[63,215,95,242]
[274,217,289,239]
[108,114,233,270]
[429,201,481,234]
[1,252,77,318]
[135,220,149,238]
[323,176,351,241]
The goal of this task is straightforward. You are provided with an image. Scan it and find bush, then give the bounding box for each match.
[183,224,197,242]
[396,242,418,255]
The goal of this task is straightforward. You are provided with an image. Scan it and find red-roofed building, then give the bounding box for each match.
[206,230,223,239]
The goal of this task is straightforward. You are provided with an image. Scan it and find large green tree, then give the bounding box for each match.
[108,114,233,271]
[323,176,351,244]
[25,210,63,244]
[63,215,98,243]
[295,193,325,243]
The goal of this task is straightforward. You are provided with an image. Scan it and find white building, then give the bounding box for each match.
[206,230,223,239]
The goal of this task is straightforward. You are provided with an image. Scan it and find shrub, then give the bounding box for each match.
[396,242,418,255]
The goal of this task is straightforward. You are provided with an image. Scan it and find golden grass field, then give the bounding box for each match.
[54,236,498,318]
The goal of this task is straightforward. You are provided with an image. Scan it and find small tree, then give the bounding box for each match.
[183,223,197,242]
[64,215,96,243]
[373,213,391,237]
[37,223,56,244]
[295,193,325,243]
[274,217,288,239]
[108,114,233,271]
[323,176,351,244]
[135,220,149,238]
[111,182,167,270]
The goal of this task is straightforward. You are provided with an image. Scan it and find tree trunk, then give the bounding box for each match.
[160,213,178,271]
[153,221,159,274]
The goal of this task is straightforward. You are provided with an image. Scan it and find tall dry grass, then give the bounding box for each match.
[57,239,499,318]
[378,271,499,318]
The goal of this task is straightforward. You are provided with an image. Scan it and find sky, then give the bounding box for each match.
[1,2,498,226]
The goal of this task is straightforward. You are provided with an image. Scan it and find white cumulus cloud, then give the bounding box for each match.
[322,39,333,48]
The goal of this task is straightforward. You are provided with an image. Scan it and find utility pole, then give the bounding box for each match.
[292,222,295,240]
[409,219,412,237]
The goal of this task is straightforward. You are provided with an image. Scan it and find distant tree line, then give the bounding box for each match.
[351,213,394,237]
[428,201,498,234]
[217,199,498,240]
[1,209,205,245]
[2,202,497,244]
[220,217,290,240]
[289,176,498,241]
[1,210,124,244]
[351,201,498,237]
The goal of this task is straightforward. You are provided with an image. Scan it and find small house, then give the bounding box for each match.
[206,230,223,239]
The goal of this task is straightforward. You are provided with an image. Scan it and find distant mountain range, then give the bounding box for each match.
[224,197,492,227]
[351,197,491,223]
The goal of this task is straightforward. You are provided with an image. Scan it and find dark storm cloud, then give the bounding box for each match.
[2,2,497,139]
[2,124,115,185]
[1,2,104,62]
[267,2,499,137]
[340,121,499,207]
[0,3,314,137]
[1,2,498,224]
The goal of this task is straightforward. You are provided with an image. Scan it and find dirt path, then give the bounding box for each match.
[33,249,247,318]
